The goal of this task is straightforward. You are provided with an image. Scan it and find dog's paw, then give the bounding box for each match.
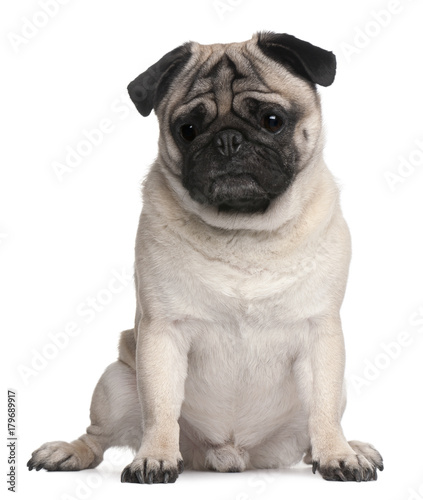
[27,440,97,472]
[312,443,383,482]
[121,454,184,484]
[205,444,249,472]
[348,440,384,473]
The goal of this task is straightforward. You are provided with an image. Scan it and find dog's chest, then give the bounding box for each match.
[142,219,324,443]
[176,241,312,438]
[181,309,308,446]
[171,232,320,327]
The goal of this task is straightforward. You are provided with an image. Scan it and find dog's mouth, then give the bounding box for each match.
[193,173,271,213]
[183,141,295,213]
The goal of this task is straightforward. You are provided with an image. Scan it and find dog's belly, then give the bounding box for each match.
[181,319,307,449]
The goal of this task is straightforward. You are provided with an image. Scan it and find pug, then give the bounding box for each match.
[27,32,383,483]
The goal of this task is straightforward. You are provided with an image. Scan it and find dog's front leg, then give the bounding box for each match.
[297,315,382,482]
[121,319,189,484]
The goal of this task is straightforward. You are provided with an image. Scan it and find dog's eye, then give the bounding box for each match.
[180,124,198,142]
[261,114,283,133]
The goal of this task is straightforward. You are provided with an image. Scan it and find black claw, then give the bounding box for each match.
[35,464,43,471]
[334,469,347,482]
[320,466,347,482]
[312,452,383,483]
[121,460,182,485]
[353,468,362,482]
[177,459,184,474]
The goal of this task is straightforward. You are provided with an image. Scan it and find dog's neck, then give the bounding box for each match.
[143,153,340,240]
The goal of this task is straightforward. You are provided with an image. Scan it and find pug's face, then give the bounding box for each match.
[128,33,336,214]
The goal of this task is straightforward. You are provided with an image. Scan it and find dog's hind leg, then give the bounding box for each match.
[27,350,141,472]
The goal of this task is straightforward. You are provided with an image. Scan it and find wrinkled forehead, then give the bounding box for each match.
[165,39,317,121]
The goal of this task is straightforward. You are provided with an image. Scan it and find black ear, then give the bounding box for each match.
[257,32,336,87]
[127,43,192,117]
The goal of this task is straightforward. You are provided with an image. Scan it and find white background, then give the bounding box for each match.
[1,0,423,499]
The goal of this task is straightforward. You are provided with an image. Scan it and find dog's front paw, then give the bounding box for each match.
[121,453,184,484]
[312,445,383,482]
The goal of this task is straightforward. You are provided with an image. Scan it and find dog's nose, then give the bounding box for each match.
[213,129,243,157]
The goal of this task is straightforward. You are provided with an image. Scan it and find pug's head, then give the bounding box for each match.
[127,33,336,214]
